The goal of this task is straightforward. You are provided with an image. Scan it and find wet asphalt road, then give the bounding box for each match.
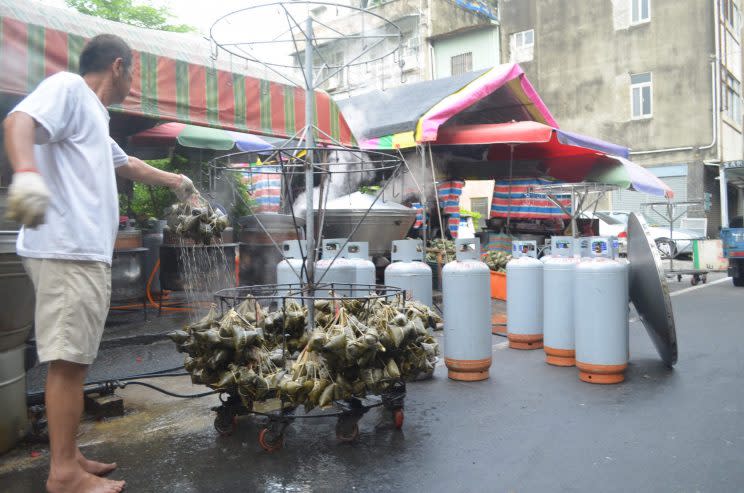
[2,275,743,492]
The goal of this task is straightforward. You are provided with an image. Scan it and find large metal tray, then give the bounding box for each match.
[627,213,678,366]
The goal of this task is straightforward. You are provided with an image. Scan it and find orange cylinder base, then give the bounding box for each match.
[544,346,576,367]
[445,357,491,381]
[492,327,507,336]
[492,313,507,335]
[576,361,627,384]
[507,333,543,350]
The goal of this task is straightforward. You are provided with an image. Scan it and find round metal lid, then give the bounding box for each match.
[322,192,413,213]
[627,212,677,366]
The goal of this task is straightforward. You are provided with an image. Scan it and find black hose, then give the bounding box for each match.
[83,371,188,387]
[26,365,193,404]
[115,381,218,399]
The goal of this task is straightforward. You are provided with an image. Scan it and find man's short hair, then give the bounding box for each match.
[78,34,132,76]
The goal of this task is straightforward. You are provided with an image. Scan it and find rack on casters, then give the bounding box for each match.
[210,284,408,451]
[641,200,708,286]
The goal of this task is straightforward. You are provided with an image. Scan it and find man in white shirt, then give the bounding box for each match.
[4,34,196,493]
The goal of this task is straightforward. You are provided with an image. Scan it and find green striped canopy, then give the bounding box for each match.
[0,1,354,145]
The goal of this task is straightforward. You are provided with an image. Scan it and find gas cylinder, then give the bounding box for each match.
[344,241,376,296]
[543,255,580,366]
[574,257,629,384]
[541,236,574,262]
[512,240,538,258]
[506,250,544,350]
[384,239,433,307]
[314,239,356,294]
[578,236,615,259]
[276,240,307,298]
[442,238,492,381]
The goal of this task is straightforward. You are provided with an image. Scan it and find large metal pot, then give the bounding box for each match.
[316,192,416,256]
[0,345,28,454]
[111,248,148,303]
[114,228,142,250]
[159,243,238,292]
[0,231,34,352]
[239,214,304,286]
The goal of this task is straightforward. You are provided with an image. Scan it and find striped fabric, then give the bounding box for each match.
[448,213,461,238]
[436,180,465,238]
[490,178,571,219]
[437,180,465,215]
[411,202,427,230]
[0,6,354,145]
[484,232,513,252]
[236,163,282,213]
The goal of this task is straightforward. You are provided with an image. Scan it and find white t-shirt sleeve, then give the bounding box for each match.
[11,73,80,144]
[110,138,130,168]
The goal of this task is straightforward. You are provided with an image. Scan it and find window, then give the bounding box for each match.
[319,52,344,88]
[723,0,741,33]
[513,29,534,49]
[451,52,473,76]
[469,197,490,229]
[510,29,534,63]
[722,70,742,125]
[631,0,650,24]
[630,72,652,119]
[401,32,419,57]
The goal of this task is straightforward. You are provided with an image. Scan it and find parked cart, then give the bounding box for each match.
[642,200,708,285]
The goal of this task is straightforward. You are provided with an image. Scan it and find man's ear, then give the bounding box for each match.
[112,57,124,76]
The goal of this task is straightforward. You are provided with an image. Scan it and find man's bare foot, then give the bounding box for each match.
[76,449,117,476]
[47,466,125,493]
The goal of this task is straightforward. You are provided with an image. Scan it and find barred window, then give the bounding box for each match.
[451,52,473,77]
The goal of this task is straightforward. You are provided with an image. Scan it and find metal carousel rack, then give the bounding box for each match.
[209,283,410,450]
[183,2,421,450]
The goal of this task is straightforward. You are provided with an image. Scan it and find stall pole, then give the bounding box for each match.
[506,144,515,233]
[303,15,316,329]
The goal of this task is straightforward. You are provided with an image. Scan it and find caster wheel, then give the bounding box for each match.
[258,428,284,452]
[691,276,700,286]
[214,412,237,436]
[392,409,404,430]
[335,421,359,443]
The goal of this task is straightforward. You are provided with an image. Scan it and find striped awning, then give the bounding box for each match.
[0,0,354,145]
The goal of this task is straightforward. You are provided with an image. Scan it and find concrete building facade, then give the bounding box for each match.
[304,0,499,97]
[499,0,744,236]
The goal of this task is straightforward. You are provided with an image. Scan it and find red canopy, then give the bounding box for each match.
[433,122,672,197]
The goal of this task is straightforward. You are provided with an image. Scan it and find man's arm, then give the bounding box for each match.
[3,112,39,173]
[3,112,50,227]
[115,156,181,188]
[115,156,197,202]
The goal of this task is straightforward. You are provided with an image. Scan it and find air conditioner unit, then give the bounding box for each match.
[400,55,418,73]
[325,74,343,91]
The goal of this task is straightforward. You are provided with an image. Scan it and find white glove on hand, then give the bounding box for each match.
[6,171,50,228]
[173,174,198,203]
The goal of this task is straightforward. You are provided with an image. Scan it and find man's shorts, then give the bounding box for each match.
[23,258,111,365]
